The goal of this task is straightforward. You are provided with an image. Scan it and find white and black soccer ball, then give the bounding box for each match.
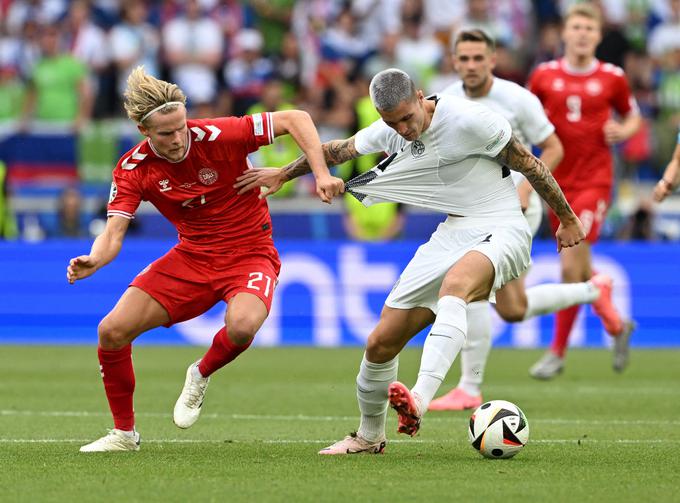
[468,400,529,459]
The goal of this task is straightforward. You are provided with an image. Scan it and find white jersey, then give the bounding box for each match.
[443,78,554,187]
[351,94,522,219]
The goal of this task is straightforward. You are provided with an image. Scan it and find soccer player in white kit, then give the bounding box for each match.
[235,68,585,454]
[428,29,625,411]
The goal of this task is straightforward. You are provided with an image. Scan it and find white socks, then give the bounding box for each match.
[356,353,398,442]
[457,301,492,396]
[412,296,467,412]
[524,281,599,320]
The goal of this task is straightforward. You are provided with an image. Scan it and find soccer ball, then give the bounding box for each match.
[468,400,529,459]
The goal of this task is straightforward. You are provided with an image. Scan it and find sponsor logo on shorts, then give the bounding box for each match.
[411,140,425,158]
[198,168,218,185]
[108,182,117,203]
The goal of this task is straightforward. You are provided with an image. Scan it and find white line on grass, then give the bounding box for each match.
[1,438,679,445]
[2,409,679,426]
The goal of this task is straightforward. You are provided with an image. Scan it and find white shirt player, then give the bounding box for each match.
[442,78,555,234]
[350,94,522,219]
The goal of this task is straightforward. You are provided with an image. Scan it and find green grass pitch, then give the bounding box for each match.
[1,346,679,502]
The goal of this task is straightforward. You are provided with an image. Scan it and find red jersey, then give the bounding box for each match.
[108,113,275,253]
[528,59,637,193]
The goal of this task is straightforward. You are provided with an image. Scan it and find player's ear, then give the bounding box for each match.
[137,124,149,138]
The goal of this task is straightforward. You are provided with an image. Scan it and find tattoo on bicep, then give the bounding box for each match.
[497,135,574,220]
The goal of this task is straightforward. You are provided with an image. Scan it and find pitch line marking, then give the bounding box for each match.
[1,438,679,446]
[2,409,679,426]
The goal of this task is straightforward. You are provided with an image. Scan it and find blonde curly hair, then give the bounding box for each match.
[123,66,186,124]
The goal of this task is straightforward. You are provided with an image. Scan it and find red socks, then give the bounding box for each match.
[198,327,252,377]
[98,344,135,431]
[550,305,581,358]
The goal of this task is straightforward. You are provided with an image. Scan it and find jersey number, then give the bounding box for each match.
[182,195,207,208]
[566,95,582,122]
[247,272,273,297]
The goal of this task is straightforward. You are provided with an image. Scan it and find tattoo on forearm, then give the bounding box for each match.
[497,135,575,221]
[282,137,359,181]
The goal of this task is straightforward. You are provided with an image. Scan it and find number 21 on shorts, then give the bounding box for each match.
[247,272,274,297]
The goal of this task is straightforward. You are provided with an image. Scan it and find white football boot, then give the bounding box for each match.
[529,351,564,380]
[79,429,140,452]
[173,361,210,429]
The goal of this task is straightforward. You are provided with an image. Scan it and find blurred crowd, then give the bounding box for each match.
[0,0,679,240]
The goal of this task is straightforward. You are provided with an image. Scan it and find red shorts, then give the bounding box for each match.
[548,187,611,243]
[131,245,281,326]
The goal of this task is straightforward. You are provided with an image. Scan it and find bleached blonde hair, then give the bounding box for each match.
[123,66,187,124]
[564,2,602,27]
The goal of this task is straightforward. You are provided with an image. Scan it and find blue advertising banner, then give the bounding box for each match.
[0,240,677,347]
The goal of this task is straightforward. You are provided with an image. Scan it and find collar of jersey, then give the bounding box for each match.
[560,57,599,76]
[148,129,192,163]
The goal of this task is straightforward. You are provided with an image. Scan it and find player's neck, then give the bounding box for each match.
[564,53,596,71]
[464,75,494,98]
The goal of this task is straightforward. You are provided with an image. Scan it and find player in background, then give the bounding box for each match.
[66,67,343,452]
[235,68,585,454]
[653,132,680,202]
[527,3,640,379]
[428,29,624,411]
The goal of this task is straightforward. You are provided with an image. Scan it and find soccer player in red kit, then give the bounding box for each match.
[67,67,344,452]
[527,3,640,379]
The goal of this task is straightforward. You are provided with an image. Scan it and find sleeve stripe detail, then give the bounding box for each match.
[266,112,274,144]
[107,210,134,219]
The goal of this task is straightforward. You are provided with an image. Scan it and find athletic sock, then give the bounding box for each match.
[356,353,398,443]
[550,304,581,358]
[198,327,252,377]
[524,282,598,320]
[412,296,467,412]
[98,344,135,431]
[457,301,491,396]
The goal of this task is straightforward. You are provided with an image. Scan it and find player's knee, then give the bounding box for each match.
[97,318,131,349]
[439,276,477,302]
[226,315,260,346]
[496,298,527,323]
[365,333,399,363]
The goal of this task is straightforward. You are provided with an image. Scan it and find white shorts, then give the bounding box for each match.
[385,215,532,312]
[524,190,543,236]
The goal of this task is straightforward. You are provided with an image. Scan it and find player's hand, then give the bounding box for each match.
[603,120,626,145]
[315,174,345,204]
[653,179,674,202]
[66,255,99,284]
[234,167,286,198]
[555,218,586,252]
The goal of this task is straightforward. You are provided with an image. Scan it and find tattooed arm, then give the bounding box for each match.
[234,137,361,198]
[496,135,585,250]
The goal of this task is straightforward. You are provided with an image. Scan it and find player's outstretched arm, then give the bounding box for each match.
[653,143,680,202]
[234,136,361,197]
[66,215,129,284]
[497,135,585,251]
[270,110,344,203]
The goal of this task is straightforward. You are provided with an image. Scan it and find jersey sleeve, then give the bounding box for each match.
[354,119,396,155]
[459,106,512,158]
[107,165,143,219]
[517,88,554,145]
[192,114,274,158]
[611,73,638,117]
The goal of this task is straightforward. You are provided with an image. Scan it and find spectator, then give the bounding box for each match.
[223,28,274,117]
[0,160,19,239]
[109,0,160,108]
[53,186,88,237]
[20,24,92,132]
[162,0,223,117]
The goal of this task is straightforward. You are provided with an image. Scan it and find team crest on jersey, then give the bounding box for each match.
[585,79,602,96]
[158,179,172,192]
[411,140,425,158]
[198,168,218,185]
[108,182,117,203]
